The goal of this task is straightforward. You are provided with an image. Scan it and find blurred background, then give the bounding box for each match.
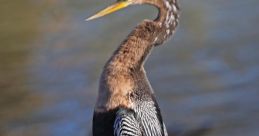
[0,0,259,136]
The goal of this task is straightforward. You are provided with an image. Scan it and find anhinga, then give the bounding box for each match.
[87,0,180,135]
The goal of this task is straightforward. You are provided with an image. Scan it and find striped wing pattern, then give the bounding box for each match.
[114,109,141,136]
[113,101,167,136]
[135,101,165,136]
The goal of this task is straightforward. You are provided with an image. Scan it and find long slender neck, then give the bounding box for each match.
[105,21,158,72]
[96,0,180,111]
[105,0,179,72]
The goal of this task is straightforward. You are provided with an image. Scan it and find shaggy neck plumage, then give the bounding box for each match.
[105,0,179,72]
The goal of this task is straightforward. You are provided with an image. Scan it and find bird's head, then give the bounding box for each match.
[86,0,173,21]
[87,0,180,46]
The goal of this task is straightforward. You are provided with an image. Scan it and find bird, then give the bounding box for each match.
[87,0,180,135]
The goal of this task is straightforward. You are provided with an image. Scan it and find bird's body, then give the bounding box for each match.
[87,0,180,135]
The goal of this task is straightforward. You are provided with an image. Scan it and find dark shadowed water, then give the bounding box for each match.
[0,0,259,136]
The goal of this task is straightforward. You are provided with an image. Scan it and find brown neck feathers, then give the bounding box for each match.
[96,0,180,111]
[105,0,180,71]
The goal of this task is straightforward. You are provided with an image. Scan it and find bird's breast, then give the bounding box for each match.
[96,70,135,112]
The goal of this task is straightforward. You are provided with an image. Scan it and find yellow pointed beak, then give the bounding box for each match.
[86,1,132,21]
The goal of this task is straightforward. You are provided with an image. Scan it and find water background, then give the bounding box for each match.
[0,0,259,136]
